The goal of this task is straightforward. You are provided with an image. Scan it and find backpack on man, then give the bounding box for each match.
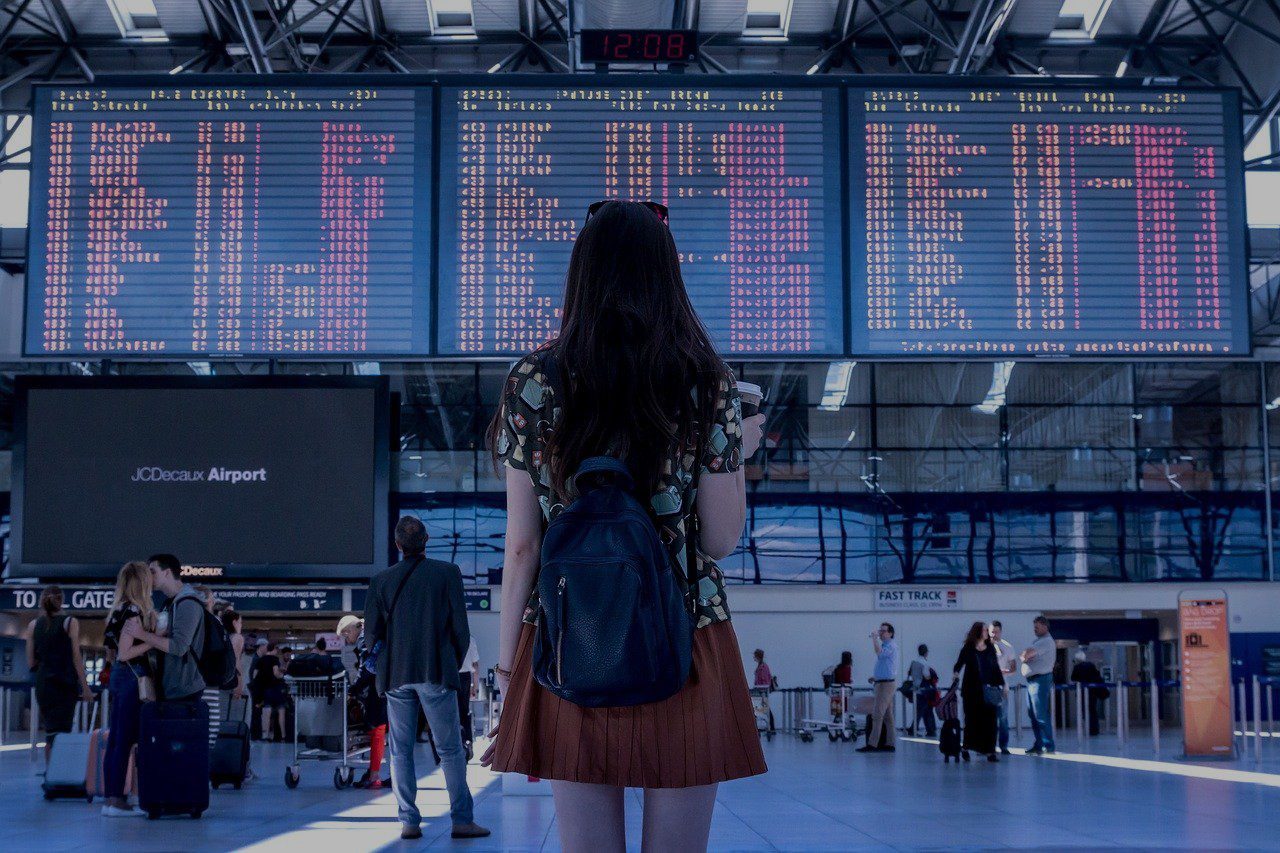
[174,593,238,691]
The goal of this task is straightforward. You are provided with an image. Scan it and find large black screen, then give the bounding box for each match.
[437,84,845,355]
[849,86,1248,355]
[13,378,389,580]
[24,76,1248,359]
[26,85,431,358]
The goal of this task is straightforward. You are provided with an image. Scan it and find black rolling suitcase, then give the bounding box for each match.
[939,718,963,763]
[137,700,210,819]
[210,719,250,789]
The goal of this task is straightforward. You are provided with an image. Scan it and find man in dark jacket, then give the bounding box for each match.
[1070,651,1108,736]
[364,516,489,842]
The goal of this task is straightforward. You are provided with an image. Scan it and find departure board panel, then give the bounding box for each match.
[437,85,845,355]
[850,86,1247,356]
[25,85,431,357]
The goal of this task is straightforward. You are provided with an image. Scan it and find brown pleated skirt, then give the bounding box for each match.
[489,620,768,789]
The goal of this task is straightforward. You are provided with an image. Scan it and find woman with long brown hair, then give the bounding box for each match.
[952,620,1004,763]
[482,200,767,852]
[24,584,94,762]
[100,561,157,816]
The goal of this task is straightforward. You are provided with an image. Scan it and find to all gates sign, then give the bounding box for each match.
[874,588,961,611]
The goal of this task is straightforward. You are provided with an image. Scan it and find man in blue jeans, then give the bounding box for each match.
[365,517,489,841]
[1019,615,1057,755]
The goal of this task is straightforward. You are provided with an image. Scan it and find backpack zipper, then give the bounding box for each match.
[555,576,566,686]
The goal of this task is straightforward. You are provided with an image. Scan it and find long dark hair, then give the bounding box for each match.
[964,621,988,647]
[488,200,725,498]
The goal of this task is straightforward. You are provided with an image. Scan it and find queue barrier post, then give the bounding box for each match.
[1075,683,1085,748]
[1267,678,1275,740]
[1121,681,1131,747]
[1254,676,1264,767]
[1150,680,1161,758]
[1237,679,1249,759]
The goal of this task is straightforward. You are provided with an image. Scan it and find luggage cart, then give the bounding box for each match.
[751,688,775,741]
[799,685,864,742]
[283,673,366,790]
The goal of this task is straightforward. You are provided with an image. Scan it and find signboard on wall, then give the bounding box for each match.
[874,588,961,611]
[1178,592,1235,759]
[0,585,345,613]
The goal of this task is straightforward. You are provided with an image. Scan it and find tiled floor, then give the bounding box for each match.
[2,731,1278,851]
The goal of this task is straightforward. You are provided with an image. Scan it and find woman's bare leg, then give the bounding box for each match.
[641,783,718,853]
[550,780,625,853]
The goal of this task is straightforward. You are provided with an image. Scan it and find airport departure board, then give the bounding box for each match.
[849,86,1247,356]
[25,85,432,357]
[23,77,1247,359]
[437,85,844,355]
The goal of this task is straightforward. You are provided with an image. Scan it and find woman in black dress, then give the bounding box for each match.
[953,621,1004,763]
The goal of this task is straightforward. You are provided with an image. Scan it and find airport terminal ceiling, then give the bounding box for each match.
[0,0,1279,585]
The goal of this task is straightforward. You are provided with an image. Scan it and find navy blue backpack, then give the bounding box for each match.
[532,456,695,707]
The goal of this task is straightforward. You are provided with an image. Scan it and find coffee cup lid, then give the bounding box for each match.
[736,381,764,398]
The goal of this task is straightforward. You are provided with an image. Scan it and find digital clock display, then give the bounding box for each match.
[579,29,697,64]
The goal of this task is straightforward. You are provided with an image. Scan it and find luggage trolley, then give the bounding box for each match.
[283,672,365,790]
[799,685,865,743]
[750,688,775,741]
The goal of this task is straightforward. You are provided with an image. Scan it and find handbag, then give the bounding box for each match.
[983,684,1004,707]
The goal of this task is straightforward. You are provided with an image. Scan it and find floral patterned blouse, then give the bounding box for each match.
[494,346,743,629]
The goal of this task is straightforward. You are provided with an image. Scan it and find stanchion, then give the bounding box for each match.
[1014,684,1024,732]
[29,686,39,762]
[1254,676,1264,767]
[1150,680,1161,757]
[1075,683,1085,748]
[1268,678,1275,738]
[1237,679,1249,759]
[1121,681,1131,747]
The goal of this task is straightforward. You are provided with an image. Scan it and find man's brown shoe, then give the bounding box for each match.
[451,823,492,839]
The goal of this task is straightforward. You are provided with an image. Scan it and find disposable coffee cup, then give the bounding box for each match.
[737,382,765,418]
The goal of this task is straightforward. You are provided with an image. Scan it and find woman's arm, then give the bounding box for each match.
[695,469,746,560]
[116,627,151,663]
[497,468,542,684]
[23,619,35,670]
[697,411,764,560]
[66,617,94,701]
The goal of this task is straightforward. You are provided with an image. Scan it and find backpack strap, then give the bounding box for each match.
[379,555,425,694]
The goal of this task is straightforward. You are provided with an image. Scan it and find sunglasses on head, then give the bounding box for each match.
[586,200,669,224]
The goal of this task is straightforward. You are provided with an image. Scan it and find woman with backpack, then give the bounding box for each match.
[482,200,768,853]
[24,585,94,761]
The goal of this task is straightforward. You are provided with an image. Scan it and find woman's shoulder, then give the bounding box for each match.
[503,346,556,411]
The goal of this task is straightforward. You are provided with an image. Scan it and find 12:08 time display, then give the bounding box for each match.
[579,29,697,63]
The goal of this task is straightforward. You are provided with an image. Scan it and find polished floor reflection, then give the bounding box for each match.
[2,733,1278,851]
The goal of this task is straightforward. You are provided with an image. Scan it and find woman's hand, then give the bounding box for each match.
[80,684,95,704]
[495,668,511,698]
[479,722,500,767]
[742,413,766,458]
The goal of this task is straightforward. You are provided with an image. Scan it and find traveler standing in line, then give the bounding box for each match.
[1020,615,1057,755]
[220,609,253,780]
[457,637,480,761]
[364,516,488,841]
[989,620,1018,755]
[907,644,937,737]
[123,554,206,704]
[1070,651,1107,737]
[250,642,288,741]
[194,586,220,747]
[753,649,776,734]
[832,651,854,686]
[858,622,900,753]
[337,615,388,789]
[24,585,95,761]
[953,622,1004,762]
[101,561,156,817]
[246,637,266,737]
[481,201,768,853]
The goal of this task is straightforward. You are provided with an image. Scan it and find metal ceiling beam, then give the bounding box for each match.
[223,0,273,73]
